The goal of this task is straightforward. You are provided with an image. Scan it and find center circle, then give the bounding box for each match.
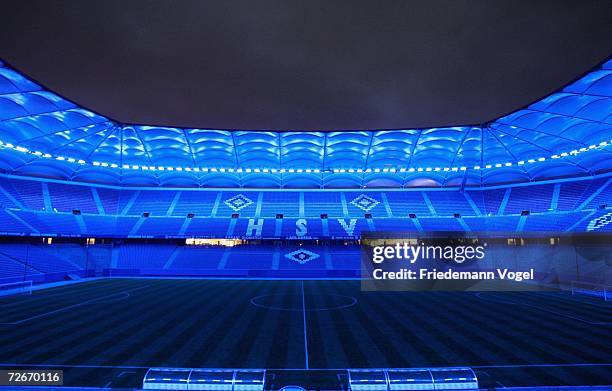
[279,386,307,391]
[250,293,357,312]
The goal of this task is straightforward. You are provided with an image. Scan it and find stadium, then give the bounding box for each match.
[0,4,610,390]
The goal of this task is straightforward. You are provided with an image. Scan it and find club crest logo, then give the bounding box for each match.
[350,194,379,212]
[587,212,612,231]
[285,249,320,264]
[224,194,254,211]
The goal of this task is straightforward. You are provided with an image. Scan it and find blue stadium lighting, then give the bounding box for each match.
[0,58,610,187]
[0,138,607,176]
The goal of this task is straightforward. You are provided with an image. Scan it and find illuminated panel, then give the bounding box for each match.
[429,367,478,390]
[233,370,265,391]
[143,368,265,391]
[142,368,191,390]
[387,369,434,391]
[348,370,388,391]
[189,370,234,391]
[0,59,610,187]
[348,368,478,391]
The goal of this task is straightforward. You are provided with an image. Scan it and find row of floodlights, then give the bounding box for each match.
[0,139,609,174]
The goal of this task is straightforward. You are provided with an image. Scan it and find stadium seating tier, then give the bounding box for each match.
[0,175,608,238]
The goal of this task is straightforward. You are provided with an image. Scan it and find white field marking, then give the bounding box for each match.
[0,284,151,325]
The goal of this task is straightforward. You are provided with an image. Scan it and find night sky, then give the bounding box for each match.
[0,0,610,130]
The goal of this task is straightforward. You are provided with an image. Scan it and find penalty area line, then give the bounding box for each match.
[0,284,151,325]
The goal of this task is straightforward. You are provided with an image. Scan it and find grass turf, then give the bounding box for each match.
[0,278,610,388]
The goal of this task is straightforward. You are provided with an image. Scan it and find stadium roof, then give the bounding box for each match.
[0,58,610,188]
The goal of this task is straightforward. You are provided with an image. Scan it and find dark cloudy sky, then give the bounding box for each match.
[0,0,610,130]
